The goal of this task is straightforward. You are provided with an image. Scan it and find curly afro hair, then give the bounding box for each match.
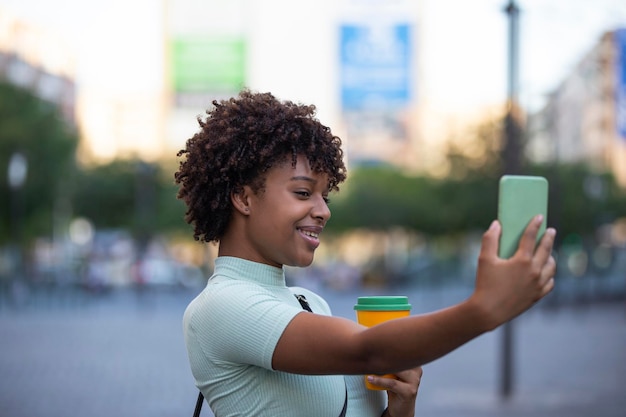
[175,90,347,243]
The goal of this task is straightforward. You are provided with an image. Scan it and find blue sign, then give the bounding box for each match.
[340,24,412,111]
[617,28,626,140]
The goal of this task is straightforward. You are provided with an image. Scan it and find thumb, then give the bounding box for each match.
[480,220,501,258]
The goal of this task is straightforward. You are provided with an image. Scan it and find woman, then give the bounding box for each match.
[176,90,556,417]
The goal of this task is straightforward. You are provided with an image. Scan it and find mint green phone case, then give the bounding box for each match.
[497,175,549,259]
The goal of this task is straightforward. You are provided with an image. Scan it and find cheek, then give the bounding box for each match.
[254,213,287,236]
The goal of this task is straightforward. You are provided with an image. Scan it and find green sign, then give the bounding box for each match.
[170,36,246,92]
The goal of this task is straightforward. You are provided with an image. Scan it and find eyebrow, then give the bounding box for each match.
[290,175,317,184]
[290,175,331,193]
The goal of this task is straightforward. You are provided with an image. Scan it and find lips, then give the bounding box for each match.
[297,226,323,248]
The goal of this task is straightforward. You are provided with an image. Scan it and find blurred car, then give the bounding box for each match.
[134,258,206,288]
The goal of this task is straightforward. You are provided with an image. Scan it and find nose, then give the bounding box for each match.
[312,195,331,223]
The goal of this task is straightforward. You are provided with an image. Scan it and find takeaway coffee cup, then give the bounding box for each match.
[354,295,411,390]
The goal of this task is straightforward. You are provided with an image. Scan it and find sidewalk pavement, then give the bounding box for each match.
[0,287,624,417]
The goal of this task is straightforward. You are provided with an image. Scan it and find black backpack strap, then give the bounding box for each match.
[193,391,204,417]
[296,294,348,417]
[339,386,348,417]
[294,294,313,312]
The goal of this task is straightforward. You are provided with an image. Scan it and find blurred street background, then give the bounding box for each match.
[0,283,625,417]
[1,0,626,416]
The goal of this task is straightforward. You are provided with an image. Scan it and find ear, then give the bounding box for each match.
[231,186,251,216]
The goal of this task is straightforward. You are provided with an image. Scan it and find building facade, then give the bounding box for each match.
[527,29,626,187]
[0,12,76,125]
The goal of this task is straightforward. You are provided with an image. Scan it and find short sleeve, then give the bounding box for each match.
[185,279,303,370]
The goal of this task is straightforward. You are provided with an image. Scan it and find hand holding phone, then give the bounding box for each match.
[469,176,554,327]
[497,175,549,259]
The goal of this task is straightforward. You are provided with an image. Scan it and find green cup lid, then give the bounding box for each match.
[354,296,411,311]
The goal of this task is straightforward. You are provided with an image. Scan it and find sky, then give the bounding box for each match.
[2,0,626,113]
[421,0,626,111]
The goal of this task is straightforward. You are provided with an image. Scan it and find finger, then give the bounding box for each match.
[480,220,501,259]
[532,228,557,267]
[529,255,556,302]
[539,277,555,299]
[517,215,544,257]
[539,255,557,285]
[368,375,419,396]
[367,374,400,392]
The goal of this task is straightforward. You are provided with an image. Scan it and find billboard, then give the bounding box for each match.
[340,23,412,111]
[170,35,246,93]
[616,28,626,140]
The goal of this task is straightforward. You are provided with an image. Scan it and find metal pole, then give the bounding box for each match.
[506,1,519,106]
[7,152,28,306]
[501,0,521,400]
[502,0,522,176]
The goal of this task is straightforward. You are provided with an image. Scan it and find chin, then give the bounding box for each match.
[288,256,315,268]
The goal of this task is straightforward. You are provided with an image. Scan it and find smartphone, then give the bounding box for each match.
[497,175,549,259]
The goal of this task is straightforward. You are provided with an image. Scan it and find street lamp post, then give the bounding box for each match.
[7,152,28,298]
[503,0,522,176]
[501,0,522,400]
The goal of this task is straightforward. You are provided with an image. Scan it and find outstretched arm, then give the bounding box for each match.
[273,215,556,375]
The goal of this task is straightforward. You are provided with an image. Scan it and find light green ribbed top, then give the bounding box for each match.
[183,256,385,417]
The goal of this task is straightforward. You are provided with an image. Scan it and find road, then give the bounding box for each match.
[0,284,624,417]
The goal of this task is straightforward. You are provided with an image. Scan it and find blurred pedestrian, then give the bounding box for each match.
[175,90,556,417]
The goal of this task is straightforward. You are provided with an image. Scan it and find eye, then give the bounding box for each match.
[295,190,311,198]
[323,196,331,204]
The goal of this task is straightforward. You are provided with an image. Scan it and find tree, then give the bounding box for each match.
[0,81,78,246]
[72,159,139,230]
[528,163,626,244]
[71,158,191,241]
[327,165,497,236]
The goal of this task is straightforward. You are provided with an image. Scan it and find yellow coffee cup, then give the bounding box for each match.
[354,296,411,390]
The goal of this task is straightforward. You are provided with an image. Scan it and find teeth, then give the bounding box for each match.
[301,230,319,238]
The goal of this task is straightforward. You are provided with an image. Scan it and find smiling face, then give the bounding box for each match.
[227,154,332,268]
